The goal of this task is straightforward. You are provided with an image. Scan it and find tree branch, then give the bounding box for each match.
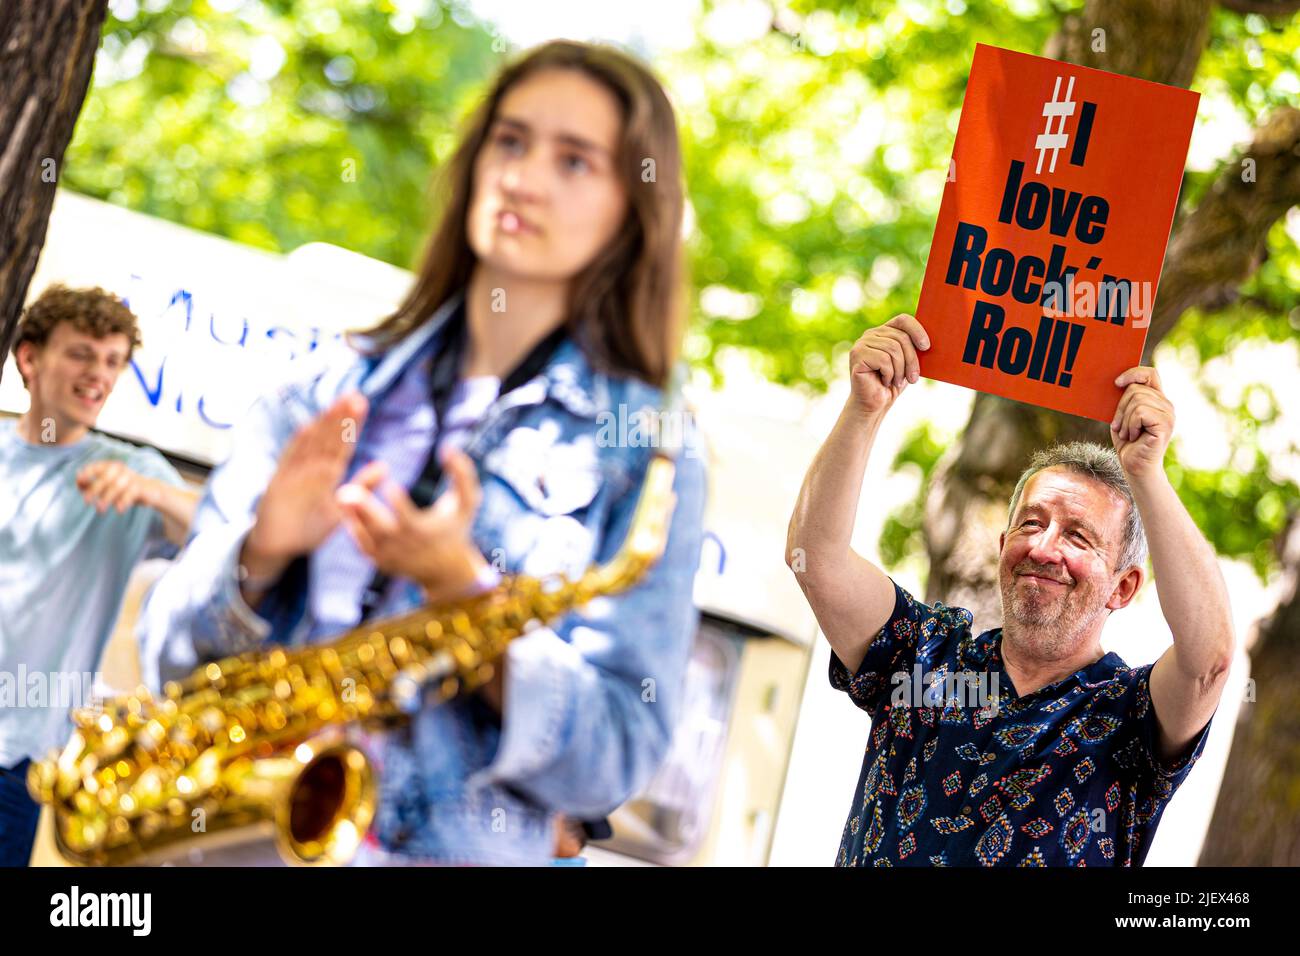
[1144,106,1300,356]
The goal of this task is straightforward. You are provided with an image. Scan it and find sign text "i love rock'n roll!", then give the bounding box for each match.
[915,43,1199,422]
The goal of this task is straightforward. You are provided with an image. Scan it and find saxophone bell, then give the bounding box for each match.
[270,736,376,866]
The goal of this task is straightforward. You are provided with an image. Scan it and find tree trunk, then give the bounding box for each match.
[1199,517,1300,865]
[921,0,1300,626]
[0,0,108,385]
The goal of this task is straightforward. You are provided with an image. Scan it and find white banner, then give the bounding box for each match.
[2,190,413,466]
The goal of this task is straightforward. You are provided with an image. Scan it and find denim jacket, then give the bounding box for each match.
[137,293,708,865]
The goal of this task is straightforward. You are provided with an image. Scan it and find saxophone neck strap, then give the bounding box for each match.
[358,304,570,621]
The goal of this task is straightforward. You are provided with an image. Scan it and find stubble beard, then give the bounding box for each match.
[1000,567,1107,660]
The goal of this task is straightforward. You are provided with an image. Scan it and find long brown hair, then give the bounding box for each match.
[357,40,686,389]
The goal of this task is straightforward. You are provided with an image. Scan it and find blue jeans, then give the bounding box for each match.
[0,759,39,867]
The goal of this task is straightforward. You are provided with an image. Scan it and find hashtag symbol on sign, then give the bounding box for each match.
[1034,75,1077,175]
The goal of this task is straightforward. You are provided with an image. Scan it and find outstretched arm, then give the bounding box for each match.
[76,460,199,547]
[1111,365,1234,764]
[786,314,930,674]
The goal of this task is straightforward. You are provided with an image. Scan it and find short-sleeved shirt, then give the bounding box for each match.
[0,418,185,765]
[829,579,1213,867]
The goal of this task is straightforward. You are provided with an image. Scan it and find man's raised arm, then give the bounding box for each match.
[786,314,930,674]
[1110,365,1235,764]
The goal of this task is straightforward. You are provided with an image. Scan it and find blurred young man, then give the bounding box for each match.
[0,285,197,866]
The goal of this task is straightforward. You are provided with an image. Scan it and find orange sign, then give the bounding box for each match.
[915,44,1199,422]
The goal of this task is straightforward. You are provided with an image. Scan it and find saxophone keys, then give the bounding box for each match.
[137,811,164,840]
[425,651,455,682]
[390,672,422,714]
[26,759,57,803]
[72,816,109,851]
[262,703,288,732]
[199,707,224,735]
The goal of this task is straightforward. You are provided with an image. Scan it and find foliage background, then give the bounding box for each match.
[65,0,1300,585]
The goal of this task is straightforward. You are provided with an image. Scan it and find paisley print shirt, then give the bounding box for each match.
[830,579,1213,866]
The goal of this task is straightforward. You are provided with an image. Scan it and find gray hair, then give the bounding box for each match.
[1006,441,1148,573]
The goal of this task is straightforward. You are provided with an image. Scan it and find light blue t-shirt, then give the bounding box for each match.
[0,417,185,765]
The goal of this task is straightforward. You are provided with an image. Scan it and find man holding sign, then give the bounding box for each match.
[783,42,1227,867]
[786,314,1233,866]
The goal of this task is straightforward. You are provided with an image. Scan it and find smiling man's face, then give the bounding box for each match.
[997,467,1135,654]
[17,322,131,439]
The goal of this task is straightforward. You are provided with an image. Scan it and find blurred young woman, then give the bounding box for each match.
[138,40,706,865]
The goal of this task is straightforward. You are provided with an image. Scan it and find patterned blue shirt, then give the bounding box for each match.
[830,579,1213,867]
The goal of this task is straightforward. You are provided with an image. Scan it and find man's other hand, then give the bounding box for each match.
[848,313,930,417]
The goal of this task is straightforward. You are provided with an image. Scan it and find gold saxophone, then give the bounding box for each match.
[29,454,678,866]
